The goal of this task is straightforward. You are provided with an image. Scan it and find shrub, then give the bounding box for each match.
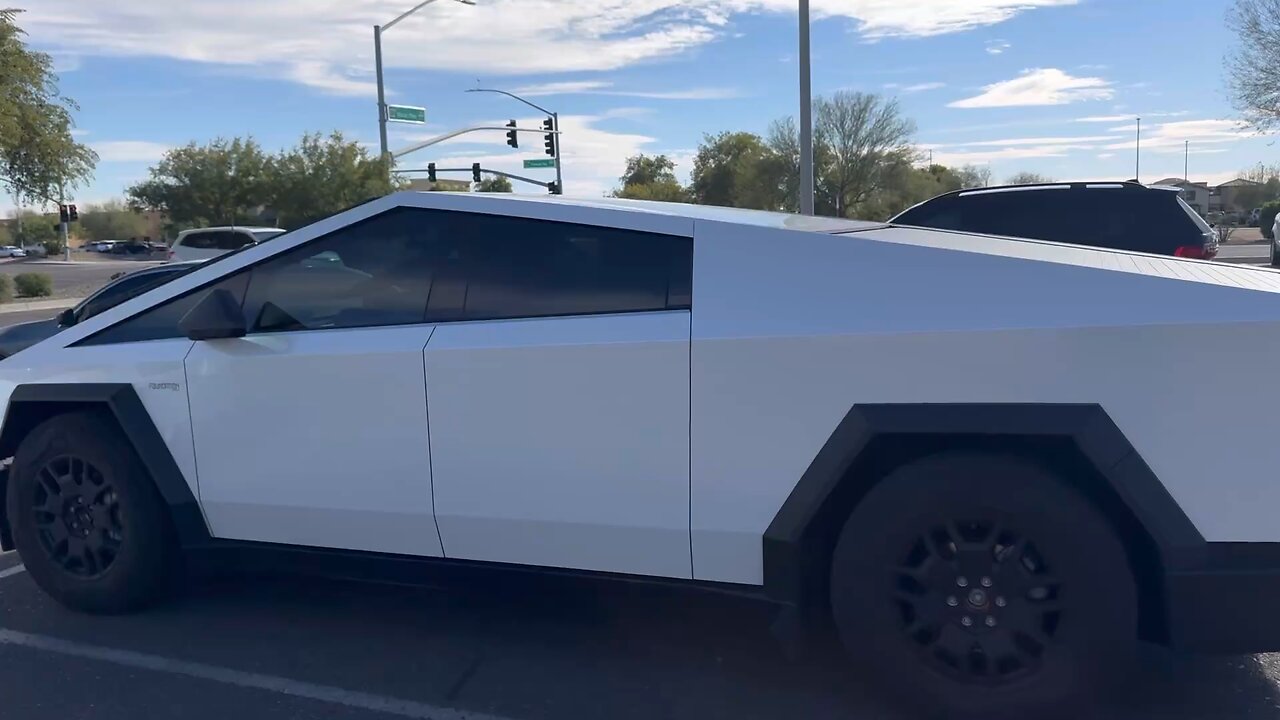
[0,275,13,303]
[14,273,52,298]
[1261,201,1280,240]
[41,239,63,256]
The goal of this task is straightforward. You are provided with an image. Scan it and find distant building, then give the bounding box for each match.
[1214,178,1263,214]
[1153,178,1210,215]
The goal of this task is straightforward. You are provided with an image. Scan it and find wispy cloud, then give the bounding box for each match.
[902,81,946,93]
[511,80,740,100]
[950,68,1113,108]
[985,39,1010,55]
[930,134,1122,148]
[20,0,1080,95]
[1101,119,1253,151]
[1076,110,1189,123]
[92,141,171,163]
[1097,153,1115,159]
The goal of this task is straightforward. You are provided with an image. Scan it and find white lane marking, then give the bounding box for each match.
[0,628,513,720]
[0,565,25,580]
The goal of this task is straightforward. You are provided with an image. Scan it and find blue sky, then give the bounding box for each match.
[8,0,1271,213]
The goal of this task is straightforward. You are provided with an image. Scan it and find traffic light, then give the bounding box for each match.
[68,204,78,222]
[505,120,518,149]
[543,117,556,157]
[472,163,481,183]
[58,204,69,223]
[427,163,437,183]
[547,181,559,195]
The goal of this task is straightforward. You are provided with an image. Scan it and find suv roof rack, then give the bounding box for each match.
[949,180,1150,199]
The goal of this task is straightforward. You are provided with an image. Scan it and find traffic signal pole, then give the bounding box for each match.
[552,112,563,195]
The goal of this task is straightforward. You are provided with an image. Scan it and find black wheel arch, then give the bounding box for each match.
[0,383,212,552]
[763,403,1205,644]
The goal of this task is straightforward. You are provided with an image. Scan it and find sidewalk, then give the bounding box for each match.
[0,297,84,315]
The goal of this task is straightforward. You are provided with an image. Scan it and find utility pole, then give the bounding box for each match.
[374,0,476,162]
[1184,140,1189,182]
[798,0,814,215]
[1134,117,1141,182]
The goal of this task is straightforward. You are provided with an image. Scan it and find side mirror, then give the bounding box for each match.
[178,288,246,341]
[57,308,76,327]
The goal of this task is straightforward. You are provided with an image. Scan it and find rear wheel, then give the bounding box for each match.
[7,410,175,613]
[829,452,1137,719]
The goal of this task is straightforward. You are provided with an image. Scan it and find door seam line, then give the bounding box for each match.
[422,326,446,556]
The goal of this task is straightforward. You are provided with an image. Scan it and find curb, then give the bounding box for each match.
[0,298,83,315]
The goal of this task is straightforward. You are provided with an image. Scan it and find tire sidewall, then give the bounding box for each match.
[830,453,1137,718]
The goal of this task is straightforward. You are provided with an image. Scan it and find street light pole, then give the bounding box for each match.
[798,0,814,215]
[466,88,564,193]
[1184,140,1189,182]
[374,0,475,161]
[1134,117,1141,182]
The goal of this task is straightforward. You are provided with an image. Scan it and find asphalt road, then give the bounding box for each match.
[1218,243,1270,264]
[0,258,166,301]
[0,551,1277,720]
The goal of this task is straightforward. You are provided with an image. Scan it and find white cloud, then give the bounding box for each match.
[929,143,1094,166]
[92,141,171,162]
[1076,110,1189,123]
[950,68,1113,108]
[901,82,946,93]
[1097,153,1115,159]
[1075,114,1134,123]
[930,134,1121,148]
[511,80,740,100]
[985,39,1010,55]
[1101,119,1252,151]
[21,0,1078,95]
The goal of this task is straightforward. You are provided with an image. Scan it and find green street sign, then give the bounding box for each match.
[523,158,556,169]
[387,105,426,124]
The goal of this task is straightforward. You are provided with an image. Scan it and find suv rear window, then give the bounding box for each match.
[179,230,256,251]
[895,187,1205,255]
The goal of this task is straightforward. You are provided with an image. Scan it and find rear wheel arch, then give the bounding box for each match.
[0,383,211,551]
[763,403,1205,645]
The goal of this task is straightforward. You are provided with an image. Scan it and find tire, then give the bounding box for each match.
[1270,241,1280,268]
[829,452,1137,719]
[7,410,176,613]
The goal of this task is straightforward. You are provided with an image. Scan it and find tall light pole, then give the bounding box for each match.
[1134,117,1141,182]
[375,0,475,160]
[1184,140,1189,182]
[798,0,815,215]
[466,88,563,193]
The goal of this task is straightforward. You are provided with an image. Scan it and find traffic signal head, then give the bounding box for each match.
[505,120,518,149]
[427,163,437,183]
[58,204,69,223]
[542,117,558,156]
[472,163,481,183]
[68,204,78,222]
[547,181,559,195]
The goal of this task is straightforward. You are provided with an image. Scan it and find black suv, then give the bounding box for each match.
[892,181,1219,259]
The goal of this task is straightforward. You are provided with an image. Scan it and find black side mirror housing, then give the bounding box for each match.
[56,308,76,327]
[179,288,246,341]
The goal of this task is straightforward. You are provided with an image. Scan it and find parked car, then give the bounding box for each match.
[170,226,285,262]
[893,181,1219,259]
[0,193,1276,718]
[0,246,27,258]
[109,240,152,255]
[0,261,201,360]
[86,241,118,253]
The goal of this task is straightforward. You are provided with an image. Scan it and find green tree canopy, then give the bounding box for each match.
[1006,172,1054,185]
[10,209,56,246]
[269,131,399,228]
[1227,0,1280,132]
[690,132,779,209]
[476,174,513,193]
[612,154,689,202]
[127,137,271,227]
[79,199,149,241]
[0,9,96,204]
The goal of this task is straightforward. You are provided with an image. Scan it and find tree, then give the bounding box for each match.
[79,199,149,241]
[690,132,779,209]
[10,210,56,247]
[127,137,271,228]
[0,9,97,205]
[956,164,993,189]
[1227,0,1280,132]
[612,154,689,202]
[813,92,916,218]
[475,174,513,193]
[1006,172,1054,185]
[268,131,399,229]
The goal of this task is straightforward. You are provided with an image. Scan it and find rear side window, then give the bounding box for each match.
[216,231,254,251]
[451,213,692,322]
[177,232,218,250]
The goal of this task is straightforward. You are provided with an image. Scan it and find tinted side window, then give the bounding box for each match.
[452,214,692,321]
[178,232,217,250]
[241,208,450,333]
[79,274,250,345]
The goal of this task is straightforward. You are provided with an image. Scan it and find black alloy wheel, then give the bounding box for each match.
[894,519,1060,683]
[30,454,124,578]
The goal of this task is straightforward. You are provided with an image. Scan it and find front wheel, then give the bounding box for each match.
[7,411,176,613]
[829,452,1137,719]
